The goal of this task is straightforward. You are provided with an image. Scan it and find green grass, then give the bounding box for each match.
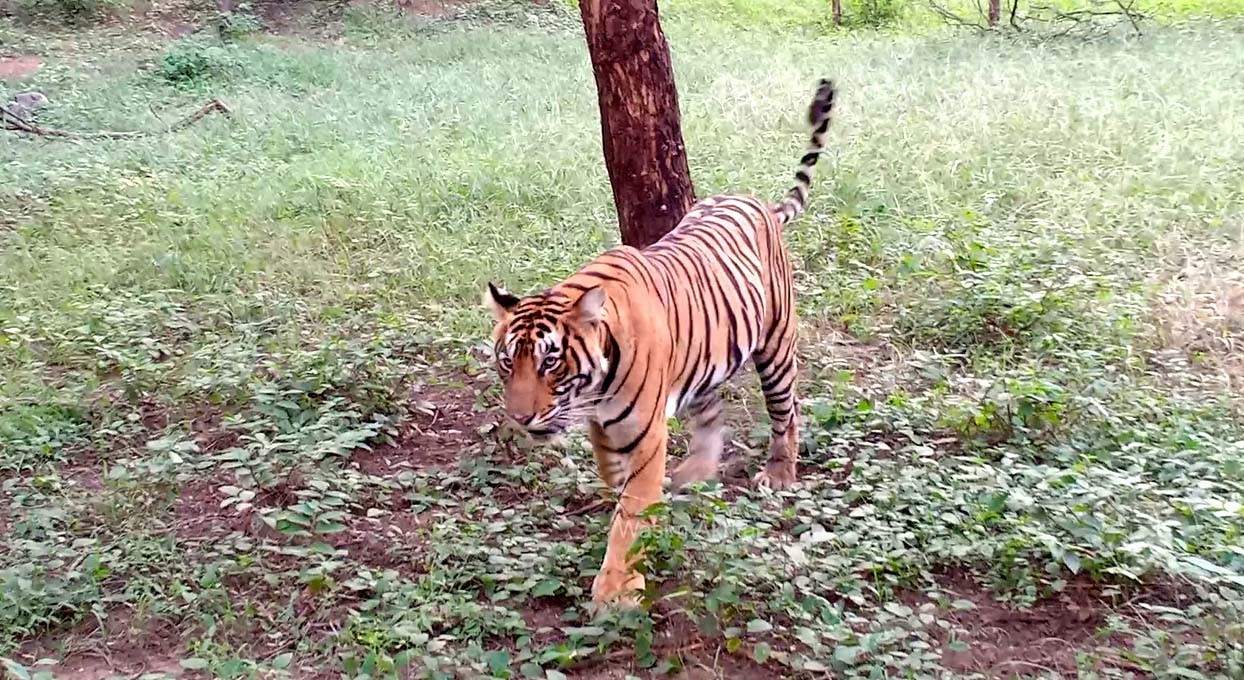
[2,1,1243,678]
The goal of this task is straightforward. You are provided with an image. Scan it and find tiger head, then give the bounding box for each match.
[483,283,612,439]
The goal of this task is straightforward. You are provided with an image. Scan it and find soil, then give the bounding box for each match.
[17,607,186,679]
[0,54,42,81]
[323,510,429,575]
[42,656,186,680]
[911,569,1190,677]
[352,379,493,476]
[392,0,470,18]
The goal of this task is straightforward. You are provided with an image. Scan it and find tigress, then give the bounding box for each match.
[484,79,836,607]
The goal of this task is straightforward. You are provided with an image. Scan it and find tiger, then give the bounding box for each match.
[483,78,837,608]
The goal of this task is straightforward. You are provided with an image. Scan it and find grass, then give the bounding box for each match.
[2,0,1244,677]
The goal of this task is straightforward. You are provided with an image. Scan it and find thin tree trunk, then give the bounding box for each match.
[579,0,696,249]
[988,0,1000,25]
[832,0,842,25]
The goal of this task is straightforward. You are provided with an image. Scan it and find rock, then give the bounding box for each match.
[4,90,49,122]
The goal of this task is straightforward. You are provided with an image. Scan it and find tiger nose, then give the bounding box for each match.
[513,412,535,426]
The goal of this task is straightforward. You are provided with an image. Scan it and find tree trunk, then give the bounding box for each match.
[988,0,1000,25]
[579,0,696,249]
[832,0,842,25]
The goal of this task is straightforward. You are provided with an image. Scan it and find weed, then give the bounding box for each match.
[156,38,243,85]
[213,6,263,41]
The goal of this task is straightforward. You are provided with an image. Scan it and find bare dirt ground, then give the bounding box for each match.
[0,54,42,81]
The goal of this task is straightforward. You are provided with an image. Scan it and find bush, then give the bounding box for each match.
[213,5,263,41]
[847,0,902,28]
[157,39,242,85]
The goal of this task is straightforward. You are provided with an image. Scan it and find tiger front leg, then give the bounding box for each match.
[589,421,627,490]
[590,420,668,609]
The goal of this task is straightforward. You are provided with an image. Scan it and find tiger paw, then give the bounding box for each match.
[668,455,718,490]
[753,461,798,490]
[590,569,645,610]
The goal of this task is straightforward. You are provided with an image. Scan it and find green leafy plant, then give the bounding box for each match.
[213,6,263,41]
[157,39,243,85]
[847,0,902,27]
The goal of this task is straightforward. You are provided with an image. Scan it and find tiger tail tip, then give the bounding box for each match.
[779,78,837,226]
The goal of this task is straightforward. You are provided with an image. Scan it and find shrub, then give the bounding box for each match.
[157,39,242,85]
[213,5,263,41]
[848,0,902,28]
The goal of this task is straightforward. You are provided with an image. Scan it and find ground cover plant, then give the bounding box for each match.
[1,0,1243,677]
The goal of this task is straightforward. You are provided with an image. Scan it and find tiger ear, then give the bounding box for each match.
[484,282,520,322]
[570,286,607,326]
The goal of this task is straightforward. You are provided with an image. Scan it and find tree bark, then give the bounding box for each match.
[832,0,842,25]
[579,0,696,249]
[988,0,1001,25]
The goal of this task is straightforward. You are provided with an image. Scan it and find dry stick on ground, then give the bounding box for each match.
[567,642,706,673]
[1,98,231,139]
[568,497,612,516]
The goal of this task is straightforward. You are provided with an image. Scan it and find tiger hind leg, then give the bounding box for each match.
[669,394,726,489]
[752,319,800,490]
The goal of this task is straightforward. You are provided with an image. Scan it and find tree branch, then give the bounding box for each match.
[2,98,231,139]
[928,0,989,30]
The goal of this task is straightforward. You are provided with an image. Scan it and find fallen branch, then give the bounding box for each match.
[1,98,231,139]
[568,497,612,516]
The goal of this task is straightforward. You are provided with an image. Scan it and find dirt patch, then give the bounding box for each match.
[353,380,492,476]
[16,607,185,679]
[18,653,185,680]
[324,510,428,575]
[175,477,240,541]
[914,570,1190,676]
[253,0,321,33]
[190,406,240,453]
[801,321,916,394]
[519,597,577,649]
[174,476,291,543]
[0,55,42,81]
[392,0,469,18]
[63,463,105,492]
